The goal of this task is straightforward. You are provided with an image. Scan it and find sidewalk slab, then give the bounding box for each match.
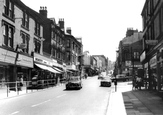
[122,90,163,115]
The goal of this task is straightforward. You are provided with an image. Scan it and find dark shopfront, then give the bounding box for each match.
[33,63,61,87]
[33,53,62,87]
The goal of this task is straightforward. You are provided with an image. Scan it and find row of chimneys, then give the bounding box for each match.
[39,6,71,35]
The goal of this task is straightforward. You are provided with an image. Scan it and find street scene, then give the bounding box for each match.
[0,73,111,115]
[1,0,163,115]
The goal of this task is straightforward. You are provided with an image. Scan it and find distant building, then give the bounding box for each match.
[116,29,143,76]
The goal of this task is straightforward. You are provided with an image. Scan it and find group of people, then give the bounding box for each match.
[133,73,158,90]
[133,76,142,90]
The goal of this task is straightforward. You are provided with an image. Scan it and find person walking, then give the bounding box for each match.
[136,76,142,90]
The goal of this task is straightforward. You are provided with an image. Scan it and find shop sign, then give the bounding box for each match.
[0,48,16,64]
[149,55,157,67]
[34,57,43,63]
[145,40,158,45]
[129,65,143,68]
[125,61,131,66]
[17,54,33,68]
[34,57,51,66]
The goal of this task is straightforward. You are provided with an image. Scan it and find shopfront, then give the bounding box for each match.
[33,53,61,86]
[0,48,33,90]
[149,55,157,90]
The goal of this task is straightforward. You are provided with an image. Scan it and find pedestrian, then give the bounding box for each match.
[152,74,157,90]
[133,76,138,90]
[20,76,24,90]
[136,76,142,90]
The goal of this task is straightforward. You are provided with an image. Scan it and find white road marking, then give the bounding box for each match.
[56,94,66,98]
[31,99,51,107]
[9,111,19,115]
[31,94,66,107]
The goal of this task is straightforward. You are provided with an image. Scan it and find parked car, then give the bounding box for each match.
[100,77,112,87]
[98,73,104,80]
[66,76,82,90]
[111,74,129,82]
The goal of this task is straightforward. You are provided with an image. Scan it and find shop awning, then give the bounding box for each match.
[35,63,60,74]
[66,69,73,73]
[53,67,63,72]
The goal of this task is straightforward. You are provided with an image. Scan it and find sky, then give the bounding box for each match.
[21,0,146,62]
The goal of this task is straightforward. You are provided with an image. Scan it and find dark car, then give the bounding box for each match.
[111,74,129,82]
[66,76,82,90]
[100,77,112,87]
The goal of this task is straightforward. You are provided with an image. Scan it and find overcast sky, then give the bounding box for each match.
[21,0,146,62]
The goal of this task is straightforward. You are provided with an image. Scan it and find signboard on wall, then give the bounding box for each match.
[16,54,33,68]
[149,55,157,68]
[0,48,16,64]
[125,61,131,66]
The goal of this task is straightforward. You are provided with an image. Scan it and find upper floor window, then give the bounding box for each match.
[3,0,14,19]
[66,39,70,47]
[22,12,29,29]
[3,22,14,48]
[53,49,56,58]
[35,22,40,36]
[51,31,56,40]
[21,32,29,53]
[134,52,139,59]
[34,39,41,53]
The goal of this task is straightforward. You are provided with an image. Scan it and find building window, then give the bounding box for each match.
[3,22,14,48]
[21,32,29,53]
[35,22,40,36]
[53,49,56,58]
[3,0,14,19]
[22,12,29,29]
[134,52,139,59]
[67,39,70,47]
[34,39,41,53]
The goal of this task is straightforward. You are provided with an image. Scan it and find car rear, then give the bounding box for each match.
[100,77,111,87]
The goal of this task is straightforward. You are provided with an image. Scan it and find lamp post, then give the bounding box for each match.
[13,43,27,91]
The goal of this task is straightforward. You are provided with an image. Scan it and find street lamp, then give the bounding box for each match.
[13,43,27,91]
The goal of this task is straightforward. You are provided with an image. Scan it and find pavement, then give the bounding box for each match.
[1,80,163,115]
[107,81,163,115]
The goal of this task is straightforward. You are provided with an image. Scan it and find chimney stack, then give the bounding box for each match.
[39,6,47,18]
[58,18,65,31]
[66,27,71,35]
